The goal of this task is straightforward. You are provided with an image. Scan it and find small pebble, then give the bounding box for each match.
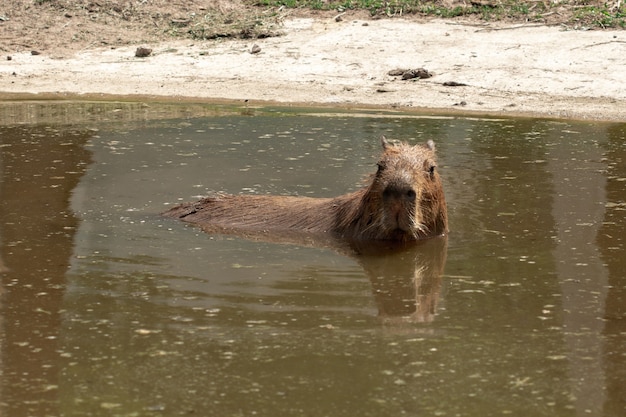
[135,47,152,57]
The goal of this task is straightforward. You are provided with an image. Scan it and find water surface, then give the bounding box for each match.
[0,102,624,417]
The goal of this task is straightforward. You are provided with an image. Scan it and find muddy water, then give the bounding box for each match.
[0,102,624,417]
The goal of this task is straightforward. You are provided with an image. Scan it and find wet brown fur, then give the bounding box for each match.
[163,138,448,242]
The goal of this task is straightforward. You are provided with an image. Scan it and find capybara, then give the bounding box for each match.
[163,137,448,242]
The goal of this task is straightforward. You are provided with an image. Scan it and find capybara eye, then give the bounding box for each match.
[429,165,436,178]
[407,189,416,200]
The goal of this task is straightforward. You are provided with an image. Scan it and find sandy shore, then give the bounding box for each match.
[1,17,625,122]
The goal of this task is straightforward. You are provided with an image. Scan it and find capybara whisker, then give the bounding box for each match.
[163,137,448,242]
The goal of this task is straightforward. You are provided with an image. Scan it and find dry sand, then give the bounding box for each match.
[1,16,625,121]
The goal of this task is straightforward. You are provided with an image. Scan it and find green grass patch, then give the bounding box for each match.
[253,0,626,28]
[572,4,626,28]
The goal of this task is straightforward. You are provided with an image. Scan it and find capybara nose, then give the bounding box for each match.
[383,185,417,202]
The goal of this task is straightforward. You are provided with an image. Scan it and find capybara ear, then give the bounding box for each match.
[380,135,391,149]
[426,140,436,152]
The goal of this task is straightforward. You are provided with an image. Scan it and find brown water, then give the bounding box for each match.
[0,102,624,417]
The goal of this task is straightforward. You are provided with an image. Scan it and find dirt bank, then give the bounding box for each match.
[1,9,625,121]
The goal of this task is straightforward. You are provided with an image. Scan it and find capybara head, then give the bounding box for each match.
[356,137,448,241]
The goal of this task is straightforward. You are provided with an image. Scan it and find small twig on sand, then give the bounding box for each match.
[333,12,346,22]
[570,40,626,50]
[475,23,547,32]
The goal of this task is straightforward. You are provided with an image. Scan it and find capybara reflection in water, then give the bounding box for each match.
[163,137,448,242]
